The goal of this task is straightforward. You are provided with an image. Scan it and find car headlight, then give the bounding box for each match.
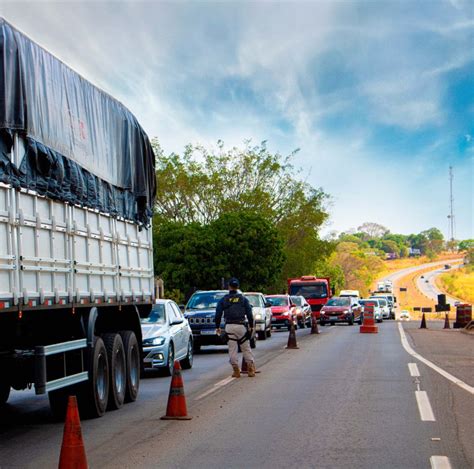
[255,313,262,320]
[343,310,350,314]
[151,336,166,346]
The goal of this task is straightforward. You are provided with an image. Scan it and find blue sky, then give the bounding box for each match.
[2,1,473,239]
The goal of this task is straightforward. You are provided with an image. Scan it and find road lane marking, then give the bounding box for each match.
[415,390,436,421]
[430,456,452,469]
[398,323,474,396]
[408,363,420,377]
[195,376,235,401]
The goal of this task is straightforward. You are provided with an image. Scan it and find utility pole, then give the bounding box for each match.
[447,166,455,242]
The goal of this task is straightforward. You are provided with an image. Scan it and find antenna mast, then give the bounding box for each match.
[447,166,455,242]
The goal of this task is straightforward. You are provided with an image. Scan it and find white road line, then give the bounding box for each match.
[195,376,235,401]
[430,455,452,469]
[408,363,420,377]
[415,390,436,421]
[398,323,474,396]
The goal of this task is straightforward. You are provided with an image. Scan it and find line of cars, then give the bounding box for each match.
[139,290,313,374]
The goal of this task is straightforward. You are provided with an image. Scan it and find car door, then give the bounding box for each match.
[171,301,190,357]
[167,302,184,358]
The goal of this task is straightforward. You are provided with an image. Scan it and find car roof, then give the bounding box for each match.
[154,299,172,304]
[265,294,288,297]
[244,292,263,295]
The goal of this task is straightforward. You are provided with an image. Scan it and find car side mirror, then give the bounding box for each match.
[171,318,184,325]
[265,302,272,308]
[178,304,185,311]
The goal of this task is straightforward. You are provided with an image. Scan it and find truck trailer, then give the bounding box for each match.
[0,18,156,418]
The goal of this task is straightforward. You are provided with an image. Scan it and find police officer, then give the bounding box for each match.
[215,278,256,378]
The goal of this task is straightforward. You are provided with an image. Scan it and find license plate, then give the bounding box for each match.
[201,329,216,335]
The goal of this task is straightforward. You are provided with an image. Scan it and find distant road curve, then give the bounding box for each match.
[378,258,464,315]
[416,263,463,305]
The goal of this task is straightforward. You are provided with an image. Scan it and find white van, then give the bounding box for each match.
[340,290,360,299]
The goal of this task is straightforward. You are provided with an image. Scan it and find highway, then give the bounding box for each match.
[1,319,473,468]
[416,265,463,305]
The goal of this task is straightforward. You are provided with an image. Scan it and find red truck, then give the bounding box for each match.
[287,276,332,319]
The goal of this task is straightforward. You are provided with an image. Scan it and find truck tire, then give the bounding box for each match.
[119,330,140,403]
[103,333,126,410]
[0,382,10,406]
[81,336,109,418]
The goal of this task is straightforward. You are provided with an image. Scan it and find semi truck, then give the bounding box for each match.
[0,19,156,418]
[287,276,333,319]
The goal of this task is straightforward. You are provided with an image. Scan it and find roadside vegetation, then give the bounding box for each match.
[437,248,474,304]
[151,139,473,301]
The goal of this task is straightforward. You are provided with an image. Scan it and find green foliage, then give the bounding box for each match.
[152,139,331,292]
[459,239,474,251]
[153,210,285,296]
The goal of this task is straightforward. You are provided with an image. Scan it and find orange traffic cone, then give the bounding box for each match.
[420,313,427,329]
[286,321,299,349]
[443,313,450,329]
[161,360,192,420]
[58,396,88,469]
[310,315,320,335]
[360,304,378,334]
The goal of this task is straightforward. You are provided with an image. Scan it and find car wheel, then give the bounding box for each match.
[163,344,175,377]
[119,330,140,403]
[348,315,354,326]
[258,330,266,340]
[250,337,256,349]
[320,321,326,326]
[181,339,193,370]
[103,333,126,410]
[266,327,272,338]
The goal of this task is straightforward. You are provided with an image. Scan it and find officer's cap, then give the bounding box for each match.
[228,277,240,288]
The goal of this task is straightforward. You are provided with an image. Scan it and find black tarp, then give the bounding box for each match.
[0,18,155,225]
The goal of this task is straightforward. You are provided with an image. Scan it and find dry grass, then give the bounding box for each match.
[437,267,474,305]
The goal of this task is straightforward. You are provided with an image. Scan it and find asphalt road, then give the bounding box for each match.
[416,265,462,305]
[1,320,472,468]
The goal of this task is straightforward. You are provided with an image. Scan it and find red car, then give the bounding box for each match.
[320,296,362,326]
[265,295,298,330]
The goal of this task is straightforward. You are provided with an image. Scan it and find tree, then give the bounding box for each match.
[153,211,285,296]
[459,239,474,251]
[153,139,332,291]
[420,227,444,254]
[357,222,389,240]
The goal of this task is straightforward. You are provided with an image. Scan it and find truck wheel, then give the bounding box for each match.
[103,333,126,410]
[0,382,10,406]
[181,339,193,370]
[81,336,109,418]
[119,331,140,403]
[258,331,266,340]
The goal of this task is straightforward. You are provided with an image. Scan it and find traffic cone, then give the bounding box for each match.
[240,355,248,374]
[286,321,299,349]
[360,304,378,334]
[240,355,261,374]
[420,313,427,329]
[310,315,320,335]
[443,313,450,329]
[161,360,192,420]
[58,396,88,469]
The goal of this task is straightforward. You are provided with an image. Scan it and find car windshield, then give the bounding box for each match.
[290,296,303,306]
[141,304,166,324]
[326,297,350,307]
[289,283,328,299]
[245,294,260,307]
[378,299,387,306]
[266,296,288,306]
[186,292,226,310]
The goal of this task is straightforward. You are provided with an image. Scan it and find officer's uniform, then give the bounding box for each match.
[215,287,255,376]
